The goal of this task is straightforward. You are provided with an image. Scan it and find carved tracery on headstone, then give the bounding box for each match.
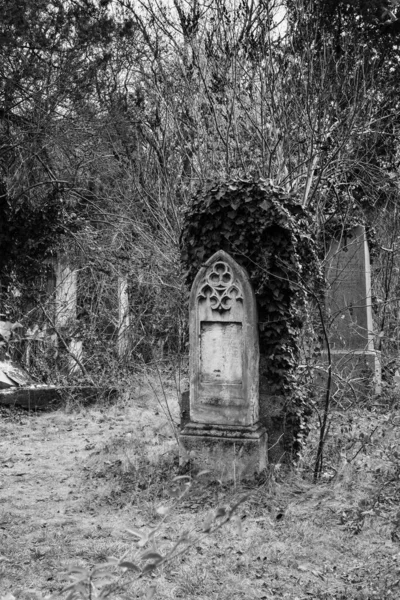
[197,259,243,312]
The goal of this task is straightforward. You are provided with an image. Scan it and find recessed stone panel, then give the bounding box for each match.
[200,322,243,384]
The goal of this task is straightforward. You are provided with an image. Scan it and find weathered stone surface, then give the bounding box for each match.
[180,250,267,479]
[55,260,77,327]
[0,386,118,410]
[0,385,63,409]
[326,226,374,351]
[0,360,34,389]
[68,339,83,374]
[179,422,267,482]
[118,275,130,357]
[200,321,243,384]
[189,250,259,427]
[325,226,381,396]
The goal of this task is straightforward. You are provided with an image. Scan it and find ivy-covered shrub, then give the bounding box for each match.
[181,178,322,456]
[0,183,73,314]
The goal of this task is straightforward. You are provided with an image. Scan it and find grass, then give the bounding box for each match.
[1,377,400,599]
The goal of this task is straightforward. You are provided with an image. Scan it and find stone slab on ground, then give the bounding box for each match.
[0,359,34,389]
[0,385,118,411]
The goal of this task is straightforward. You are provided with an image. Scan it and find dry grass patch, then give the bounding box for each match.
[1,385,400,599]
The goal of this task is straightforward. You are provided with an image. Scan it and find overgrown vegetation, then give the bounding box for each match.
[2,1,400,595]
[2,0,400,385]
[181,178,322,454]
[1,383,400,599]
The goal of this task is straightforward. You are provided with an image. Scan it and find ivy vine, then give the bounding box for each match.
[181,178,322,455]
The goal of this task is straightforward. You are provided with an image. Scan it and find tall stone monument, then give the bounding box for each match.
[325,226,381,395]
[55,260,77,327]
[54,259,82,373]
[179,250,267,480]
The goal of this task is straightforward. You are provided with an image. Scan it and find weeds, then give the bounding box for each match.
[61,475,248,600]
[2,381,400,600]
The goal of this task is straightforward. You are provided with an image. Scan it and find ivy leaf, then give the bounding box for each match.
[141,552,163,563]
[142,563,157,575]
[119,561,141,572]
[0,321,13,340]
[260,199,272,211]
[202,512,215,532]
[156,505,170,516]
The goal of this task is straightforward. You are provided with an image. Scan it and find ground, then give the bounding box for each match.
[1,379,400,599]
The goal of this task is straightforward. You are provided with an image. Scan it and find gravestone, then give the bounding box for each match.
[324,225,381,395]
[54,259,83,373]
[55,260,77,327]
[179,250,267,480]
[68,338,83,374]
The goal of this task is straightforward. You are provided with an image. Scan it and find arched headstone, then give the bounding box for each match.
[180,250,267,480]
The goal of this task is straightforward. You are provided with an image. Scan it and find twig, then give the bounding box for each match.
[144,363,180,446]
[349,424,379,463]
[314,298,332,482]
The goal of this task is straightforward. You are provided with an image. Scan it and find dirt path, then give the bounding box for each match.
[2,396,400,600]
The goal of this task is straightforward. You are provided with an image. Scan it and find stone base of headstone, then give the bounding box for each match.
[315,349,381,400]
[181,389,289,465]
[179,421,267,482]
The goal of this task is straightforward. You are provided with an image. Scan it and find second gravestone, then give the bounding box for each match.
[179,250,267,480]
[324,225,381,396]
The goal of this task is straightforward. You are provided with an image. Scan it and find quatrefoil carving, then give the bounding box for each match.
[197,260,243,312]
